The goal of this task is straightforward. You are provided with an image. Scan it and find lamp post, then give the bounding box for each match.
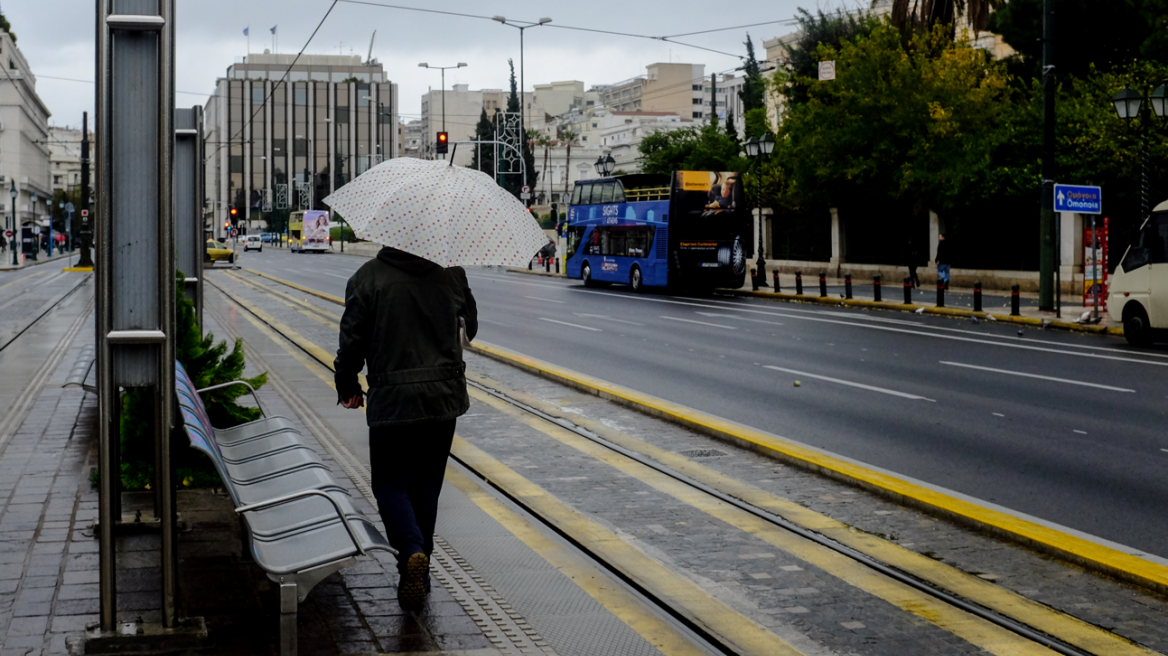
[744,133,775,286]
[29,191,37,261]
[66,202,75,255]
[8,182,15,265]
[418,62,467,159]
[492,16,551,189]
[1112,82,1167,223]
[594,154,615,178]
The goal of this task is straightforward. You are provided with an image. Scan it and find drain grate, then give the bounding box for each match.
[678,448,730,459]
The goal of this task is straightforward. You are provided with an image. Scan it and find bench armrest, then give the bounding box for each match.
[234,490,365,555]
[198,380,268,417]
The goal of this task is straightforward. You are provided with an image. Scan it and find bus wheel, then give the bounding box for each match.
[1124,304,1153,347]
[582,262,596,288]
[630,265,644,293]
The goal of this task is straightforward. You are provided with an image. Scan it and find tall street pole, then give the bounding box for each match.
[1038,0,1056,311]
[78,112,95,268]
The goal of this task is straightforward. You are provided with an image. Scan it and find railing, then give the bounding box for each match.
[623,186,670,202]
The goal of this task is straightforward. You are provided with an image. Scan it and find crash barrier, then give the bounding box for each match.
[1012,284,1021,316]
[174,362,392,656]
[974,281,983,312]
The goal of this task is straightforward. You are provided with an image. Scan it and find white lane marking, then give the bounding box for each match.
[764,366,935,402]
[939,361,1136,393]
[319,271,350,280]
[993,413,1006,417]
[1073,430,1088,435]
[696,312,743,318]
[1162,449,1168,453]
[479,319,513,327]
[660,316,737,330]
[538,318,601,332]
[574,313,645,326]
[524,296,566,304]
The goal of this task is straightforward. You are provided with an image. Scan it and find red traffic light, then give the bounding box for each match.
[230,207,238,217]
[436,132,449,154]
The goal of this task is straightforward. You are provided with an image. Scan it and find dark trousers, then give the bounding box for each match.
[369,419,456,577]
[908,265,920,288]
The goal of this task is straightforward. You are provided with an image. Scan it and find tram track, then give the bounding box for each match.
[207,268,1162,656]
[0,270,92,354]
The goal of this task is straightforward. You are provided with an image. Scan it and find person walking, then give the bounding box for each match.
[905,238,921,289]
[335,246,478,610]
[935,233,951,290]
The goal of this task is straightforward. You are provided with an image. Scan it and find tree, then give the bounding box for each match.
[884,0,1001,37]
[740,34,767,116]
[469,108,495,179]
[501,59,538,199]
[0,13,16,43]
[537,132,553,200]
[638,123,746,176]
[777,7,882,106]
[988,0,1168,80]
[559,129,579,200]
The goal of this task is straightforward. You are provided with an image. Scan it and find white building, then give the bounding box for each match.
[402,120,424,159]
[48,126,89,194]
[0,29,52,236]
[419,85,533,168]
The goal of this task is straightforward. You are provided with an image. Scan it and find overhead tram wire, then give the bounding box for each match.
[38,74,211,98]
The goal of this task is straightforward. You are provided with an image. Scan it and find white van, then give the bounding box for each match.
[1109,199,1168,345]
[243,235,263,252]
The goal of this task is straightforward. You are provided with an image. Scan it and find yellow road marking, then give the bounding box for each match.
[247,268,346,306]
[470,375,1158,656]
[467,387,1060,656]
[444,466,715,656]
[222,270,341,327]
[452,437,808,656]
[210,280,726,656]
[0,270,46,293]
[471,340,1168,597]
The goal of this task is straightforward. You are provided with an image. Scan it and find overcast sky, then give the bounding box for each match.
[8,0,856,130]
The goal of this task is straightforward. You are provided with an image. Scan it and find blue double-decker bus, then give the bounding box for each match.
[564,171,749,292]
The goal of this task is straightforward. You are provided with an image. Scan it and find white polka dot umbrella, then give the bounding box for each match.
[322,158,548,268]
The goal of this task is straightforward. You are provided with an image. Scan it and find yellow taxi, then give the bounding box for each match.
[205,239,236,264]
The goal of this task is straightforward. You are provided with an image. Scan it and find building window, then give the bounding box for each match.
[335,108,350,124]
[692,112,703,119]
[692,98,701,105]
[294,88,307,106]
[54,176,61,185]
[230,156,244,173]
[252,87,265,105]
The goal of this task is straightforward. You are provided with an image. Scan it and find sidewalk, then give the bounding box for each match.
[0,249,90,272]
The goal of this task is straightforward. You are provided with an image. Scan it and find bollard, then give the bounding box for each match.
[545,257,551,273]
[973,281,982,312]
[1011,284,1020,316]
[844,273,853,300]
[903,277,912,305]
[751,269,759,291]
[936,280,945,308]
[528,259,533,271]
[772,269,780,292]
[795,271,803,295]
[873,275,882,302]
[555,257,560,274]
[819,272,827,298]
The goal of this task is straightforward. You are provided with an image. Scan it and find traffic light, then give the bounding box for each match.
[436,132,449,155]
[229,207,238,223]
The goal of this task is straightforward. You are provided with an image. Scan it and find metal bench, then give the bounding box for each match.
[63,345,97,394]
[174,362,393,656]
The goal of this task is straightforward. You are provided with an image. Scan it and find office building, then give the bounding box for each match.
[0,29,51,234]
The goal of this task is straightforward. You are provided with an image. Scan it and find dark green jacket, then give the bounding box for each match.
[335,247,478,426]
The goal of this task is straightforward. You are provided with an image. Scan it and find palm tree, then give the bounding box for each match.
[558,129,580,202]
[883,0,999,36]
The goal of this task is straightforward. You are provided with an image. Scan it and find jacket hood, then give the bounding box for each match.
[377,247,442,276]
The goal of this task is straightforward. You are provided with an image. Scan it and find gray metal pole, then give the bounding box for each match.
[520,27,526,190]
[1038,0,1056,311]
[1092,215,1100,321]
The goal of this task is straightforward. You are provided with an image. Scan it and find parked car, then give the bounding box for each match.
[243,235,263,252]
[261,233,273,243]
[205,239,235,264]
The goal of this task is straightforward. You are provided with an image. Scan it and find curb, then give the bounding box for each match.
[506,267,566,279]
[469,340,1168,598]
[246,269,345,305]
[723,289,1125,337]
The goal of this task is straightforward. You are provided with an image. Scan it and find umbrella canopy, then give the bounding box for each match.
[322,158,549,268]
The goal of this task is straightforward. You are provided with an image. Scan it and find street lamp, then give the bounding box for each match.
[1112,82,1167,223]
[594,154,615,177]
[744,133,775,287]
[418,62,467,158]
[492,16,551,189]
[8,182,15,265]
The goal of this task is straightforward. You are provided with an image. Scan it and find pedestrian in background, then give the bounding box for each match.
[936,233,951,290]
[905,238,921,289]
[335,246,478,610]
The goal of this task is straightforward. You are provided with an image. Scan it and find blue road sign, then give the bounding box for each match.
[1054,184,1102,214]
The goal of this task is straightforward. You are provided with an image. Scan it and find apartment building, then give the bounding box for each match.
[0,29,52,232]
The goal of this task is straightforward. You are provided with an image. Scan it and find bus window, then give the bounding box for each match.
[566,226,585,259]
[612,183,626,204]
[571,184,584,206]
[600,183,616,205]
[626,229,650,258]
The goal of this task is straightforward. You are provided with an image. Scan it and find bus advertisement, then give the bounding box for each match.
[564,171,748,292]
[289,210,330,253]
